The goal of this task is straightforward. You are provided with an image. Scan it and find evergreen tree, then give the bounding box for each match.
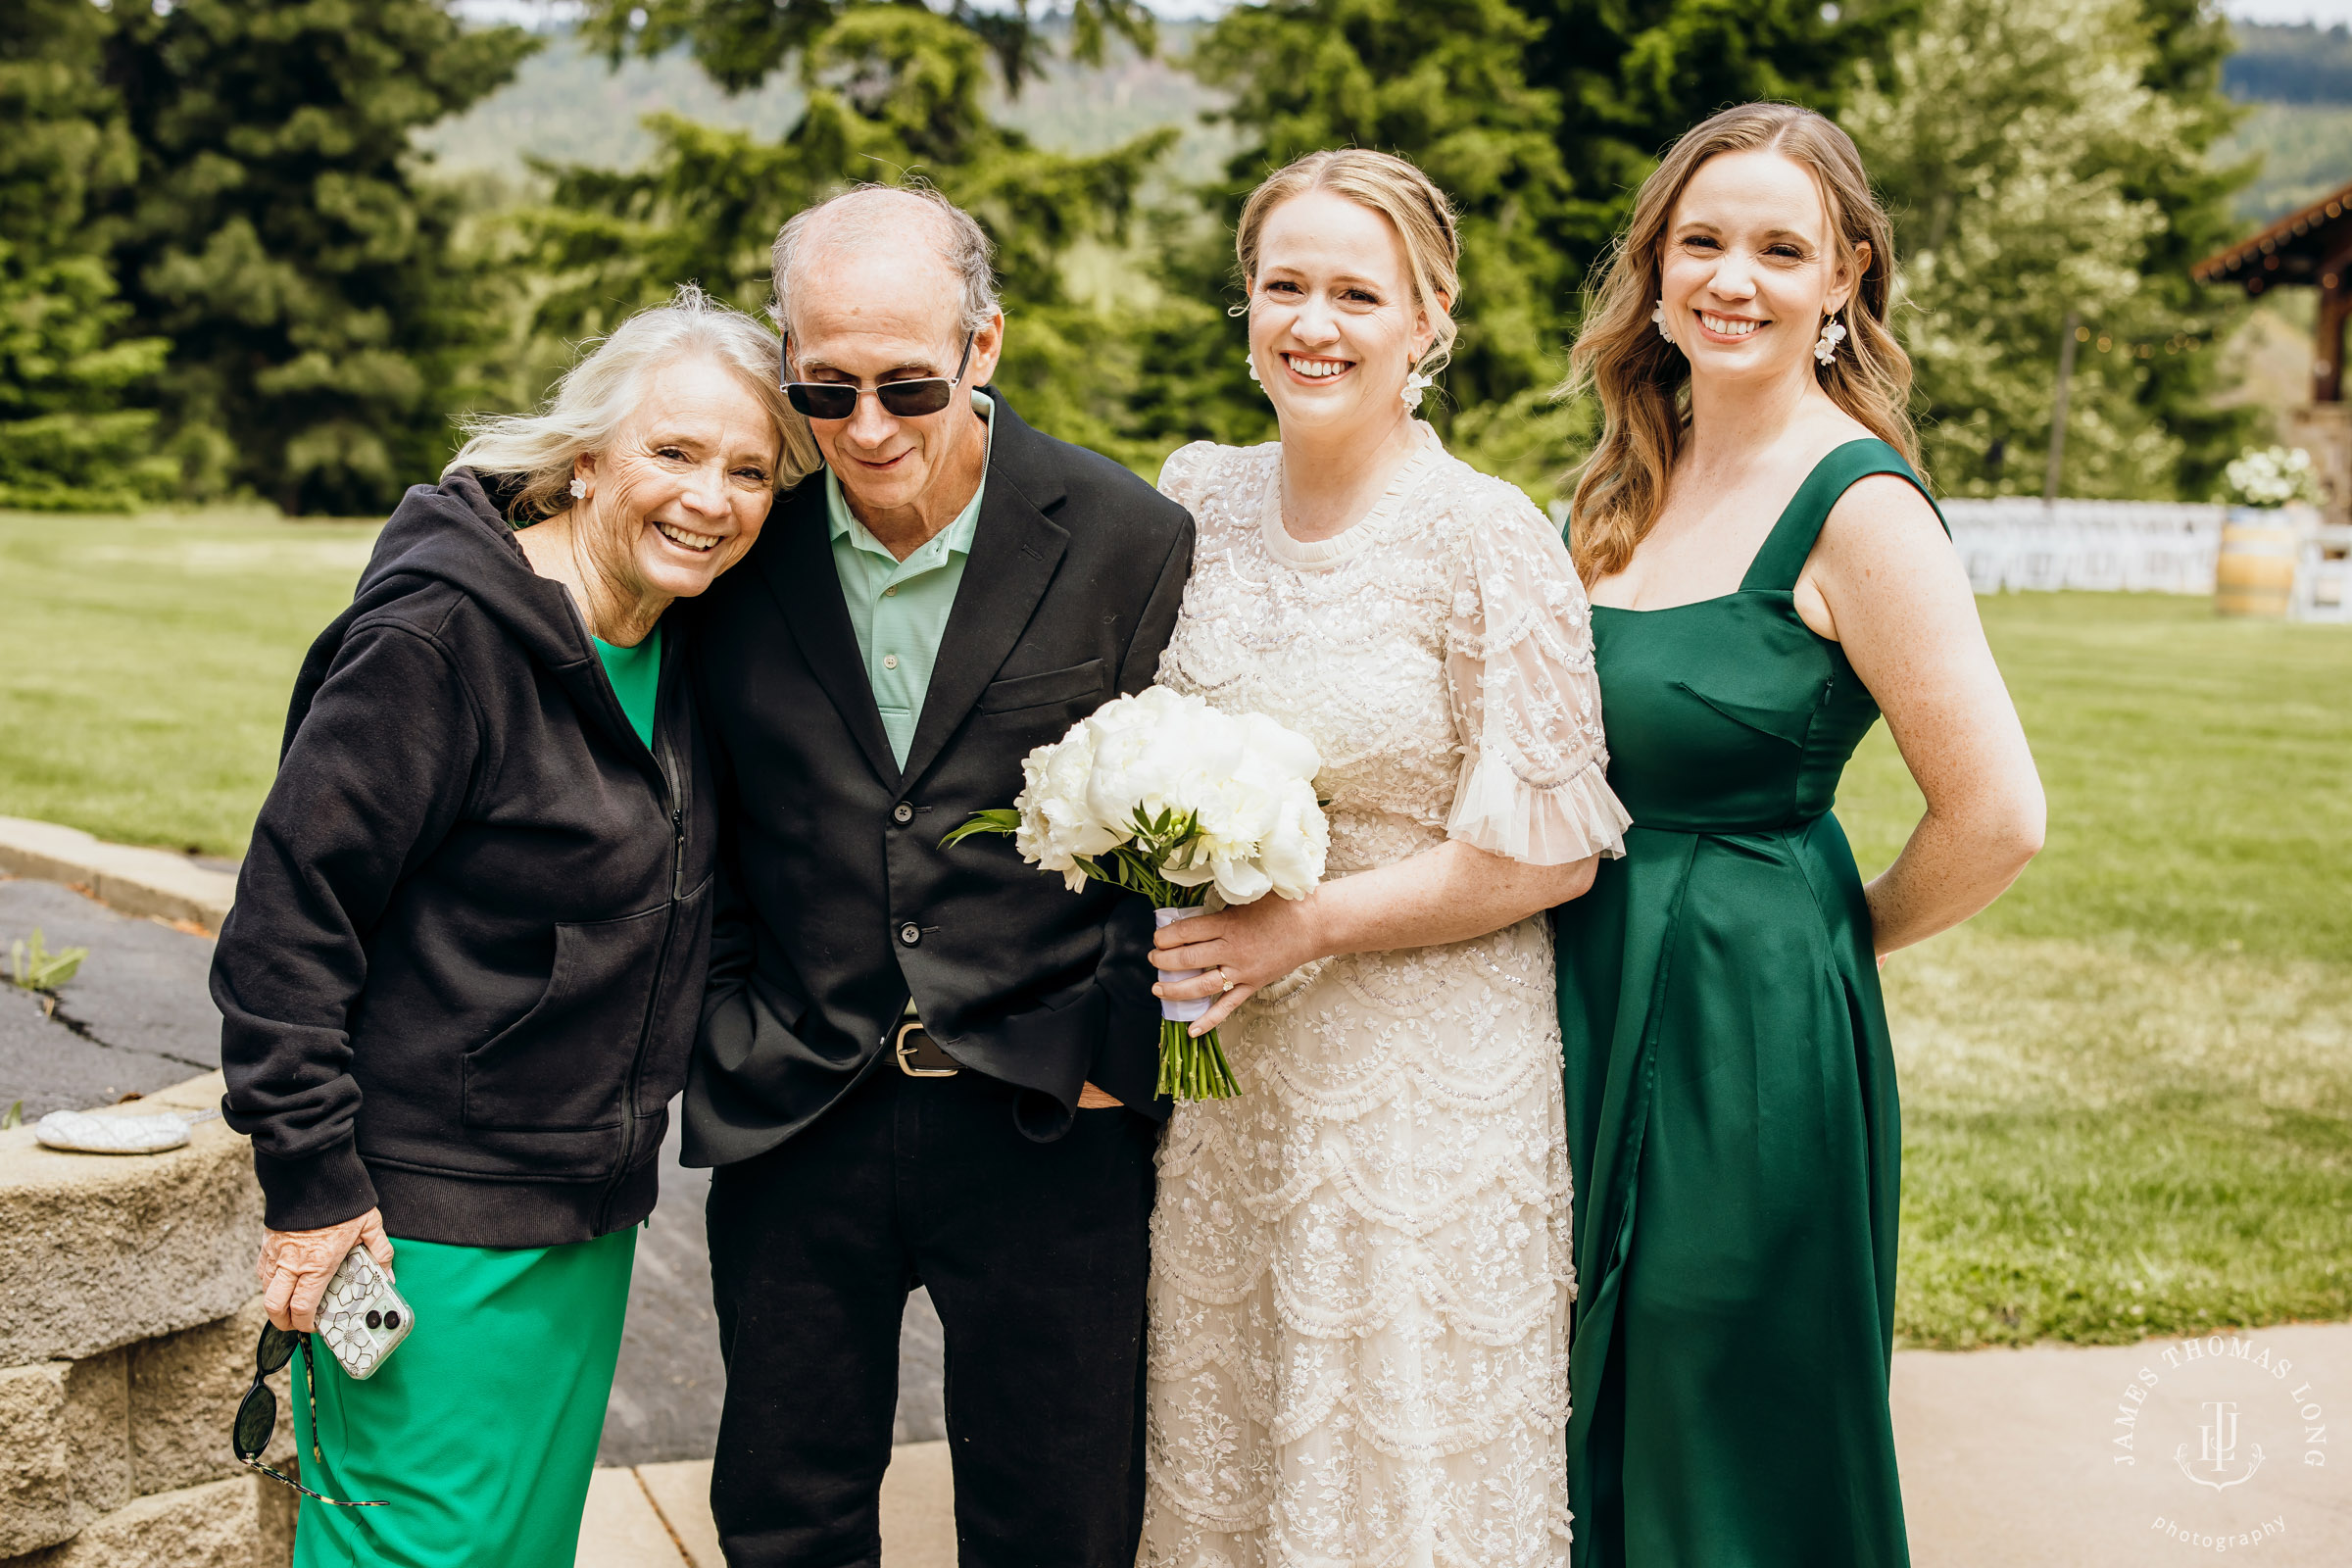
[540,1,1175,465]
[1126,0,1890,496]
[0,0,171,512]
[1845,0,2252,499]
[2121,0,2255,498]
[99,0,537,514]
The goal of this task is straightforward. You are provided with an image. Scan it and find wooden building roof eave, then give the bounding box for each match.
[2191,176,2352,291]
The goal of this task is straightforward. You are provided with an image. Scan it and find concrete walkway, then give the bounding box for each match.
[4,836,2345,1566]
[581,1324,2352,1567]
[579,1446,954,1568]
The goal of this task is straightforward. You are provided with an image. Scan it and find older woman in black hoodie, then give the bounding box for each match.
[214,285,816,1566]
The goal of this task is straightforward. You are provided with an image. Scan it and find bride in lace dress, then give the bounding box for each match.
[1139,151,1631,1568]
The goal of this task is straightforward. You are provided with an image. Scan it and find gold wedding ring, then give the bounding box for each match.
[1219,967,1236,993]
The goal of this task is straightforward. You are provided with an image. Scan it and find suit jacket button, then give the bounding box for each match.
[899,922,921,947]
[893,803,914,825]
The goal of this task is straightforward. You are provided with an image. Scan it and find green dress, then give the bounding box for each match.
[1556,440,1935,1568]
[287,627,661,1567]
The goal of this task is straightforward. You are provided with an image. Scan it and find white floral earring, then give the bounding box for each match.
[568,477,588,500]
[1651,299,1674,343]
[1402,365,1433,410]
[1245,347,1262,386]
[1814,314,1847,366]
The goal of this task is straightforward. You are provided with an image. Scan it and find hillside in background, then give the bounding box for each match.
[415,21,1233,192]
[2215,22,2352,222]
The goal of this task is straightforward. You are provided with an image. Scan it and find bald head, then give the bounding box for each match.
[771,185,1001,347]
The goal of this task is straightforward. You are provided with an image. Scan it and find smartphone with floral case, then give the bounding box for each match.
[314,1247,414,1380]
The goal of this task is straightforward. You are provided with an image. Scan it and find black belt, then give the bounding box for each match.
[893,1017,959,1077]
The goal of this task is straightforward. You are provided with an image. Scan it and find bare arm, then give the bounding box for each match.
[1151,843,1597,1035]
[1801,474,2045,956]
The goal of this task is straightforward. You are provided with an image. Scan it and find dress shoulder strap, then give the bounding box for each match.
[1740,437,1946,594]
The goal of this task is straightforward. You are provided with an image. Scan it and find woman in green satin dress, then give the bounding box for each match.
[1551,106,2046,1566]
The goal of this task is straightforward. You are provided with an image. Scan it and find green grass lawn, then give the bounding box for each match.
[2,510,2347,1347]
[0,508,379,855]
[1838,594,2352,1347]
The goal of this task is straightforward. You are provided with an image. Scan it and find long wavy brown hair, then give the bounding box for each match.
[1563,103,1917,586]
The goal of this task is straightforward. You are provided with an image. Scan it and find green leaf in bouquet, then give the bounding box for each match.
[941,808,1024,848]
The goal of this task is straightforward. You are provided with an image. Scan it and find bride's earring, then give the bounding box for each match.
[1401,357,1433,410]
[568,477,588,500]
[1245,347,1262,386]
[1651,299,1673,343]
[1814,314,1847,367]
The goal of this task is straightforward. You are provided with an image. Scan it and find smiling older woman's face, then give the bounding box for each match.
[573,355,783,601]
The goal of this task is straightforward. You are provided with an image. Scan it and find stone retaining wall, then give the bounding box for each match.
[0,1072,294,1567]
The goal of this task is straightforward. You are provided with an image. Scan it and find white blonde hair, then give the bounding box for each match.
[446,284,819,520]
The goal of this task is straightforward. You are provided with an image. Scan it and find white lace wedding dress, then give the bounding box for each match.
[1139,427,1632,1568]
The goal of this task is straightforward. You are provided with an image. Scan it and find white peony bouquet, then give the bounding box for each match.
[944,685,1329,1100]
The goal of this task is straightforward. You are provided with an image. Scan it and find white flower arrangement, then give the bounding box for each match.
[946,685,1329,1100]
[2224,446,2323,510]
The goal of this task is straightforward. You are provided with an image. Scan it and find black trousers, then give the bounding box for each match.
[705,1060,1158,1568]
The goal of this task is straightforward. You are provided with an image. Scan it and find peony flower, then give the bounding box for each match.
[947,685,1331,1102]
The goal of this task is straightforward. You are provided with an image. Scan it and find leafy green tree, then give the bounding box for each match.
[1125,0,1890,496]
[0,0,171,512]
[98,0,538,514]
[1845,0,2252,499]
[543,0,1172,462]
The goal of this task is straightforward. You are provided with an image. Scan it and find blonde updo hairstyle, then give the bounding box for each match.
[1235,149,1462,391]
[1564,103,1916,586]
[446,284,819,522]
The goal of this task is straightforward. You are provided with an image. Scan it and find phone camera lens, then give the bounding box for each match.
[365,1310,382,1330]
[383,1311,401,1330]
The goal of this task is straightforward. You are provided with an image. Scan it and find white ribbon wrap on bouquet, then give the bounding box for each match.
[1153,906,1214,1023]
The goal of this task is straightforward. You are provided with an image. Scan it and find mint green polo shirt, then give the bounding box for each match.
[827,391,995,768]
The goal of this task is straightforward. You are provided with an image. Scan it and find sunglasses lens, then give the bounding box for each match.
[257,1324,297,1374]
[877,379,954,417]
[234,1385,275,1460]
[787,383,858,420]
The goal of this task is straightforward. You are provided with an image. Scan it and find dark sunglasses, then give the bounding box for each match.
[783,333,975,420]
[233,1322,387,1508]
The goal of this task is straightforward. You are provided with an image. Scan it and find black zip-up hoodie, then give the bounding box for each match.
[214,469,714,1248]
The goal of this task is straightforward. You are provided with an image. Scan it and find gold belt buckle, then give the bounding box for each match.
[894,1018,959,1077]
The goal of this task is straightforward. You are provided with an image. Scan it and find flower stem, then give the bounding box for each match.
[1156,1018,1240,1101]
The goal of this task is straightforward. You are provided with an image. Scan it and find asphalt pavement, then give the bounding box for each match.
[0,873,948,1465]
[0,876,220,1117]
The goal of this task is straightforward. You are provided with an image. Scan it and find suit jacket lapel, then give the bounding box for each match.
[900,396,1070,787]
[754,481,902,789]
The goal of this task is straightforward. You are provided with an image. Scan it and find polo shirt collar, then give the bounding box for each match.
[824,390,995,567]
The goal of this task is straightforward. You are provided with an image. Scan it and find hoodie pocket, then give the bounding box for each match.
[463,906,666,1132]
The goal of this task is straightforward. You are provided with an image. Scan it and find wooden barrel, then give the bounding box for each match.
[2215,513,2301,618]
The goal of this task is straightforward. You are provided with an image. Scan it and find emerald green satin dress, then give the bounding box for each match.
[1557,440,1935,1567]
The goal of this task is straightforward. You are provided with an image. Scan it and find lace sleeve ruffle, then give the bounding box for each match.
[1156,440,1220,511]
[1444,483,1631,864]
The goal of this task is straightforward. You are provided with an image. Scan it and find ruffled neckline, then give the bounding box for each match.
[1256,422,1443,568]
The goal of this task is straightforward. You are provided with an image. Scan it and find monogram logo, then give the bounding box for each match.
[2174,1399,2265,1492]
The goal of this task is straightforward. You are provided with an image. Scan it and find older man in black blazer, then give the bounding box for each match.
[684,183,1194,1567]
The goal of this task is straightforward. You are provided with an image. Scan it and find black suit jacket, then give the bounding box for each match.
[681,392,1196,1165]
